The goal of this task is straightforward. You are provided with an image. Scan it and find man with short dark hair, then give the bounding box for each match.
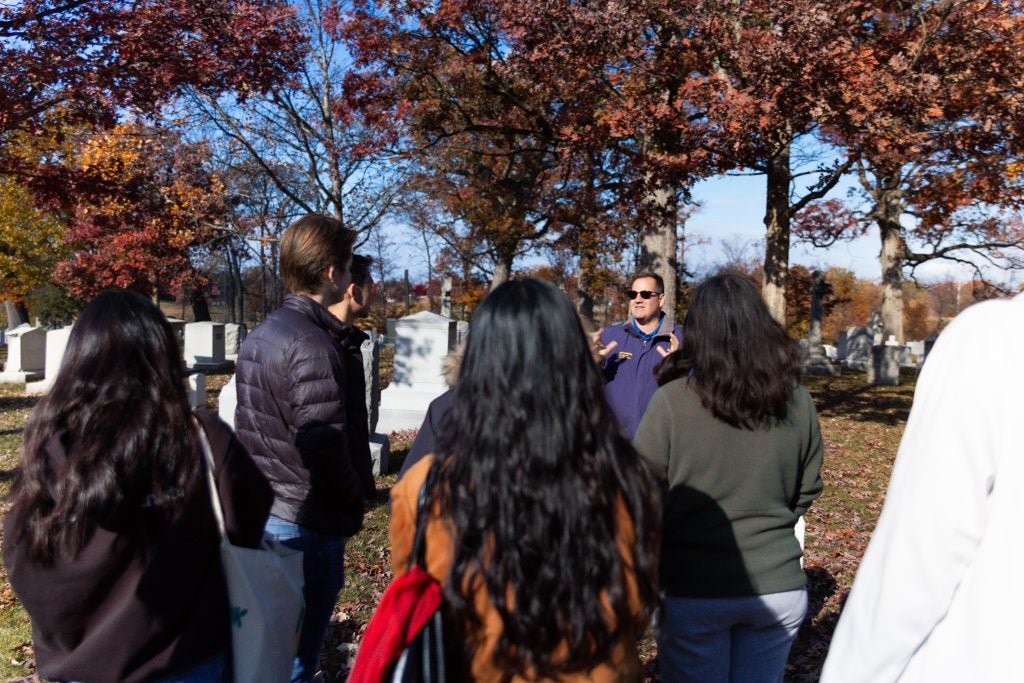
[329,254,377,498]
[234,214,362,683]
[597,272,682,438]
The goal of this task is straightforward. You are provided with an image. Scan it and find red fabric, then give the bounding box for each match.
[348,565,443,682]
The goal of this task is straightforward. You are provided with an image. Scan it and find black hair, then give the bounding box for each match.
[350,254,374,287]
[428,277,660,677]
[9,289,199,563]
[656,271,802,428]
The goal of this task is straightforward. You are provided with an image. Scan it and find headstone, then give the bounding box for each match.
[370,434,391,476]
[440,274,453,318]
[360,329,391,474]
[184,322,233,371]
[866,344,900,385]
[218,375,237,429]
[822,344,837,361]
[223,323,247,361]
[377,311,458,433]
[842,326,874,371]
[26,325,74,395]
[867,310,883,345]
[836,331,848,361]
[384,318,397,347]
[802,271,840,376]
[188,373,207,409]
[165,317,186,350]
[0,324,46,383]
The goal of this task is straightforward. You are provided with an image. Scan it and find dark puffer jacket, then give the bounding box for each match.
[235,294,366,537]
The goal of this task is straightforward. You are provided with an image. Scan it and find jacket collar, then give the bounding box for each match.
[621,311,676,340]
[283,293,350,343]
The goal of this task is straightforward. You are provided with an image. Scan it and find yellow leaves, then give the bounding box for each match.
[0,179,67,301]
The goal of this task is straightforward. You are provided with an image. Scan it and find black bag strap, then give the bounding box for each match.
[409,479,430,571]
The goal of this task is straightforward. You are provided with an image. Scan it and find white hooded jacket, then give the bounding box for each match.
[821,293,1024,682]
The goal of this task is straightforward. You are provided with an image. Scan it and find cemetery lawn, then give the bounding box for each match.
[0,371,915,682]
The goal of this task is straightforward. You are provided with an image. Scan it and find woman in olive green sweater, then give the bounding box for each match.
[634,272,824,683]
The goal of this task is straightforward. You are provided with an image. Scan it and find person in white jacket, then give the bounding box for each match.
[820,292,1024,683]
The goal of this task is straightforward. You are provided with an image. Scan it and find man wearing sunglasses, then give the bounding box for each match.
[596,272,682,439]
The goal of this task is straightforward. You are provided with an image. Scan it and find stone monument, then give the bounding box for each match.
[377,311,458,433]
[867,336,901,385]
[0,324,46,383]
[361,330,391,475]
[802,270,840,376]
[184,322,234,372]
[26,325,74,395]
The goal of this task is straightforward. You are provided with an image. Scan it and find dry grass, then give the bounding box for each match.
[0,368,914,681]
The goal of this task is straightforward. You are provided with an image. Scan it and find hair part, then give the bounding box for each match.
[656,271,802,428]
[631,271,664,294]
[280,214,355,295]
[429,278,661,677]
[9,290,199,563]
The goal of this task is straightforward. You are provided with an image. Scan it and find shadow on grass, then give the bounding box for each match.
[0,395,36,413]
[805,371,916,426]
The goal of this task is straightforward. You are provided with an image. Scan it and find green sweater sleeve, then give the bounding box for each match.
[633,389,671,480]
[794,387,825,517]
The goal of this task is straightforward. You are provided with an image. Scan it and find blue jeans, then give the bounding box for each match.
[658,589,807,683]
[264,515,347,683]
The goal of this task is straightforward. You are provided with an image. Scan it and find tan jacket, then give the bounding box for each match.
[390,456,644,682]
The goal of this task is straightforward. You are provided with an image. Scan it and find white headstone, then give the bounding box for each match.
[223,323,246,361]
[184,322,226,368]
[188,372,207,409]
[377,311,457,433]
[218,375,237,429]
[26,325,74,395]
[0,324,47,383]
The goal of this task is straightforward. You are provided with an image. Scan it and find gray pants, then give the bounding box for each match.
[658,589,807,683]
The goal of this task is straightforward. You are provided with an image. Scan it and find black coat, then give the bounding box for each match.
[235,294,366,536]
[3,411,272,683]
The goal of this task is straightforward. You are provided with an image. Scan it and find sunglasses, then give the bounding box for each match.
[626,290,663,300]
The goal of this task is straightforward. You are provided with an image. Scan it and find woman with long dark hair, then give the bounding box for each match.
[633,272,824,683]
[389,278,661,681]
[4,290,272,683]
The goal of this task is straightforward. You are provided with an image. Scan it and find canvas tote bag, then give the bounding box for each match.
[196,421,306,683]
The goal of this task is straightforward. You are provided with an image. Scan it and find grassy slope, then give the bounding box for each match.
[0,370,914,682]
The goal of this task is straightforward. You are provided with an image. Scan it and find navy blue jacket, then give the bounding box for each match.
[599,314,683,439]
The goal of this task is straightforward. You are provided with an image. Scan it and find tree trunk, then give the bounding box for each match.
[575,252,595,324]
[876,173,905,343]
[639,182,679,319]
[4,300,28,329]
[190,290,212,322]
[762,141,792,325]
[490,251,514,290]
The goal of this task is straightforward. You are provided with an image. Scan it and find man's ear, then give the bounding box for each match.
[344,282,358,300]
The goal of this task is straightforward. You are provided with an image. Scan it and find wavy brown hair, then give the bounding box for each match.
[427,278,661,678]
[9,290,199,563]
[656,271,802,428]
